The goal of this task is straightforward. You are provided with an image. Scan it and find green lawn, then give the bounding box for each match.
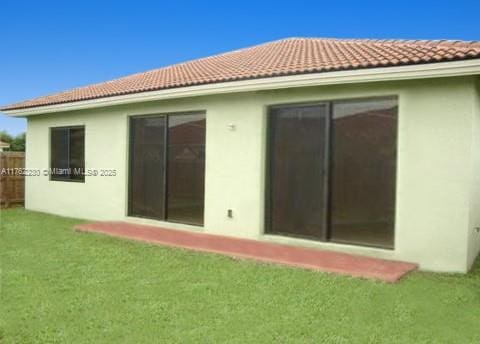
[1,209,479,343]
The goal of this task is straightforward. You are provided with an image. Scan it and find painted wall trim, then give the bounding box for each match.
[4,59,480,117]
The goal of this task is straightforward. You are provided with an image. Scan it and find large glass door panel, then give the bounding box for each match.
[330,98,397,248]
[129,116,166,219]
[267,104,329,240]
[167,114,206,225]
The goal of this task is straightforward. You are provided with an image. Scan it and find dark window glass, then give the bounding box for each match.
[69,128,85,179]
[167,114,206,225]
[267,105,329,240]
[330,98,397,248]
[129,116,167,219]
[50,127,85,182]
[128,112,206,224]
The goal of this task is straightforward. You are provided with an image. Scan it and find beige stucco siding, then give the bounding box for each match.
[26,108,129,220]
[467,78,480,269]
[395,78,473,272]
[25,76,480,272]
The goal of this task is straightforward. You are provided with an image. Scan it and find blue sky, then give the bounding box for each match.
[1,0,479,135]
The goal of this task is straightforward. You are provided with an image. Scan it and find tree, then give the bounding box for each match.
[0,130,25,152]
[10,132,26,151]
[0,130,13,143]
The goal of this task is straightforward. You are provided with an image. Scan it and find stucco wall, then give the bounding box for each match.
[467,78,480,269]
[24,76,479,272]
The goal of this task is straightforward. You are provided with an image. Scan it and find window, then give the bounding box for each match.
[50,126,85,182]
[128,112,206,226]
[266,97,397,249]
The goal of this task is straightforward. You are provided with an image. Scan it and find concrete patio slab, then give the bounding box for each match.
[74,221,417,283]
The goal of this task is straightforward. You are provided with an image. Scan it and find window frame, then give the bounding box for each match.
[265,102,331,241]
[127,110,207,226]
[49,125,85,183]
[265,96,398,250]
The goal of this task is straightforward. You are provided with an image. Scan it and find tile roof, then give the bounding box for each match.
[3,37,480,111]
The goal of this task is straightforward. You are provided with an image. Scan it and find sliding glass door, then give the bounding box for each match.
[266,97,397,248]
[128,112,206,225]
[129,116,166,219]
[330,98,397,248]
[167,114,206,225]
[267,104,330,240]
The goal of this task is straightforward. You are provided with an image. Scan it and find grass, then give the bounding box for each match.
[1,209,480,343]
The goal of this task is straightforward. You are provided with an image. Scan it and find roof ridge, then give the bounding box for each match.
[305,37,480,50]
[274,37,480,51]
[368,38,480,50]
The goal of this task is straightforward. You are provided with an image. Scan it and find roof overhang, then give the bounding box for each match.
[4,59,480,117]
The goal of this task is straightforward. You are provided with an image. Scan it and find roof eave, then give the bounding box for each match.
[4,59,480,117]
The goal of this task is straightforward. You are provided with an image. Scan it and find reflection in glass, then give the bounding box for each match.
[129,116,166,219]
[167,114,206,225]
[330,98,397,248]
[69,128,85,181]
[268,105,329,240]
[50,127,85,181]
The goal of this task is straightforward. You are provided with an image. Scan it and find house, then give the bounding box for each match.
[2,37,480,273]
[0,141,10,152]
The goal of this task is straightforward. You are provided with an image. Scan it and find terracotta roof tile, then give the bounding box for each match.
[3,37,480,111]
